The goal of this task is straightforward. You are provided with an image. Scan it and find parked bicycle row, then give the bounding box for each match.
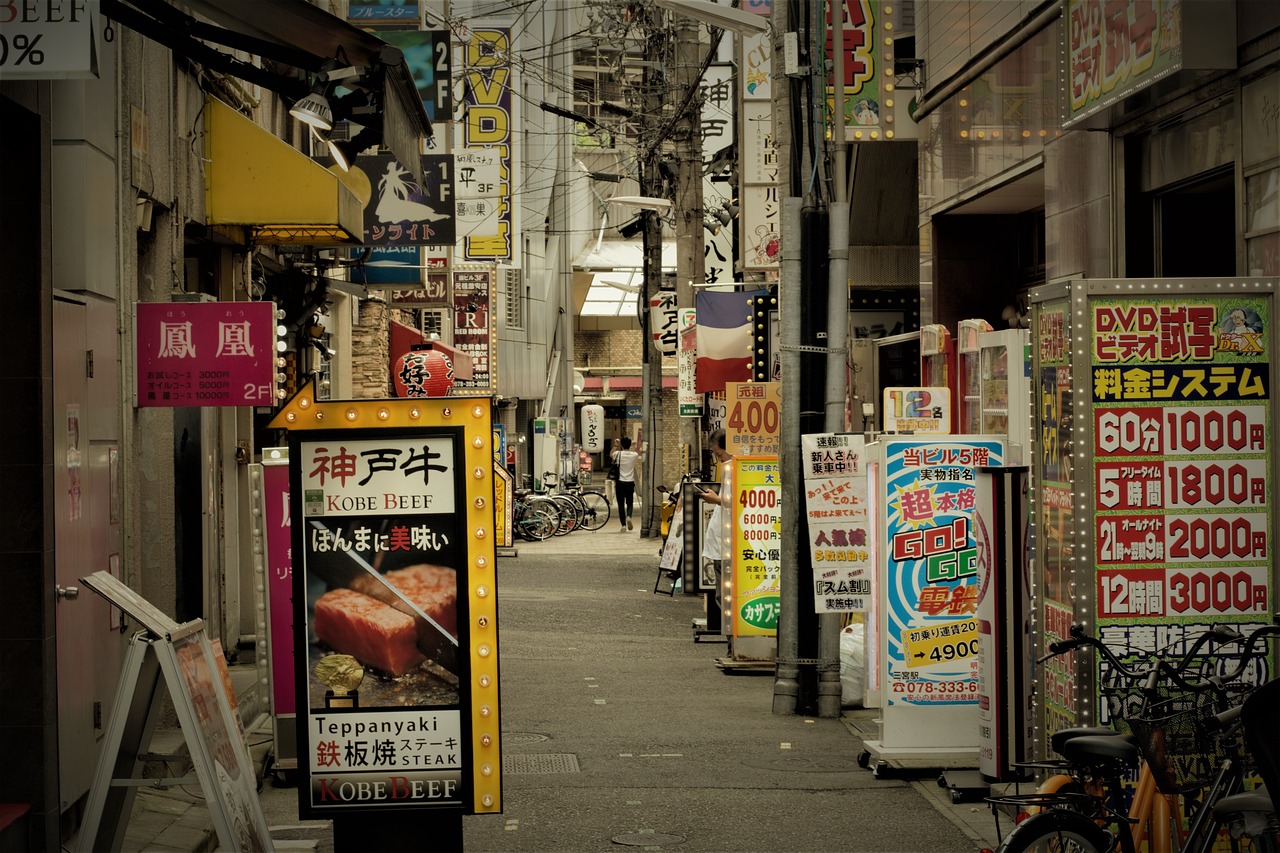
[986,614,1280,853]
[512,473,611,540]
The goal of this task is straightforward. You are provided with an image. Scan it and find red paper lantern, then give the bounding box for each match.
[394,344,455,397]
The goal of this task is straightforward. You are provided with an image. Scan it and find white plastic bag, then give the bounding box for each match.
[840,624,865,707]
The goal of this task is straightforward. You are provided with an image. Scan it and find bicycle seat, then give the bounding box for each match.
[1212,783,1272,820]
[514,489,532,498]
[1050,726,1120,757]
[1060,733,1140,766]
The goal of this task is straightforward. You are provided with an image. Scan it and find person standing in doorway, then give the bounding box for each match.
[611,436,643,531]
[697,429,734,609]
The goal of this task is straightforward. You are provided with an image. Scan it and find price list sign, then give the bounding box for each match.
[1091,296,1272,633]
[730,457,781,638]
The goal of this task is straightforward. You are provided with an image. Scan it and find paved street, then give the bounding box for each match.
[130,521,1002,852]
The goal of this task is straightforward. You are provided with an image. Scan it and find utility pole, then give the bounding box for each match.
[638,16,666,538]
[772,0,802,715]
[673,14,704,480]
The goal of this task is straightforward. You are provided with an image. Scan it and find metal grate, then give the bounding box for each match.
[499,265,523,330]
[502,753,580,774]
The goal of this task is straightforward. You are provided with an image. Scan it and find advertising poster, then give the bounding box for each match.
[451,267,496,395]
[725,381,781,456]
[679,313,702,417]
[135,301,275,407]
[376,30,452,123]
[880,438,1002,744]
[1090,294,1272,716]
[293,431,472,817]
[1034,299,1077,738]
[731,457,781,638]
[881,387,952,434]
[801,433,871,612]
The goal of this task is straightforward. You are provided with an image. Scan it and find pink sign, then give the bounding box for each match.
[135,301,276,407]
[262,460,295,715]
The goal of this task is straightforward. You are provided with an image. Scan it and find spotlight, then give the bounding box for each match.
[329,125,382,171]
[291,90,333,131]
[704,219,721,236]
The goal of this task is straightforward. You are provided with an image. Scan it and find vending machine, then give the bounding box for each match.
[956,319,992,435]
[977,328,1031,464]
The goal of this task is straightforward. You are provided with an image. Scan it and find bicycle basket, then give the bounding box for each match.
[1125,686,1231,795]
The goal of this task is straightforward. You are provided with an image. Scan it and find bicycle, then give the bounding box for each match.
[553,472,611,532]
[989,617,1280,853]
[512,486,561,541]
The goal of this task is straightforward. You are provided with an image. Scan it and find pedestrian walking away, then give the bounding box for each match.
[611,436,643,531]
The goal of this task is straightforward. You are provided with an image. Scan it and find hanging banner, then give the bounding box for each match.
[801,433,871,612]
[731,456,781,638]
[134,301,276,407]
[580,404,605,452]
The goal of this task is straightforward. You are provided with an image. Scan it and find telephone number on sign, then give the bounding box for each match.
[890,680,978,695]
[1097,514,1268,563]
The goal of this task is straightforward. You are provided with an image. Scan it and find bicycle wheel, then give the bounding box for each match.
[551,494,579,535]
[578,490,610,531]
[525,504,558,541]
[997,809,1112,853]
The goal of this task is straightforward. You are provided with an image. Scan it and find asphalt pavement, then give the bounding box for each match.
[116,519,1005,852]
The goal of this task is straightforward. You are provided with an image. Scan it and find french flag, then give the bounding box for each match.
[695,289,764,393]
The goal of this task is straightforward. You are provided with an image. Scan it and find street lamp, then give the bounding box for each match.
[651,0,769,36]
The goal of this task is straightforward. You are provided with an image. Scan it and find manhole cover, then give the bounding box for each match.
[502,753,580,774]
[612,832,686,847]
[502,732,551,744]
[741,756,860,773]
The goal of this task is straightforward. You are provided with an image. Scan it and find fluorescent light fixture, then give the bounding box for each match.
[652,0,769,36]
[600,279,642,293]
[608,195,672,211]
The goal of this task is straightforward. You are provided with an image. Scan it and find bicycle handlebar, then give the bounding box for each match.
[1040,618,1280,696]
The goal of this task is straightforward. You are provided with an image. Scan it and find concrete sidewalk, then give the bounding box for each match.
[113,522,1005,852]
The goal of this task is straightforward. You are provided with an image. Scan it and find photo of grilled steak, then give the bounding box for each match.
[312,564,457,677]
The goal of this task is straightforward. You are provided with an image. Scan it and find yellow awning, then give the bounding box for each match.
[204,96,363,245]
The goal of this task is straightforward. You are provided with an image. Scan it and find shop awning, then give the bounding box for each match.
[104,0,431,183]
[389,320,474,381]
[204,97,363,245]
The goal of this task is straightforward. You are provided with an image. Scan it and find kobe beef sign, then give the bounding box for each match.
[270,383,501,819]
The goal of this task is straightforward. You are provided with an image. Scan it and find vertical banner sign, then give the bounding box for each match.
[740,27,777,272]
[801,433,871,612]
[135,301,275,407]
[880,438,1002,748]
[1090,290,1272,724]
[451,266,497,395]
[701,64,736,284]
[261,455,295,717]
[272,389,502,818]
[650,292,678,355]
[457,25,516,263]
[678,310,702,417]
[359,154,456,246]
[725,381,781,455]
[1033,299,1077,740]
[580,404,605,452]
[732,457,781,638]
